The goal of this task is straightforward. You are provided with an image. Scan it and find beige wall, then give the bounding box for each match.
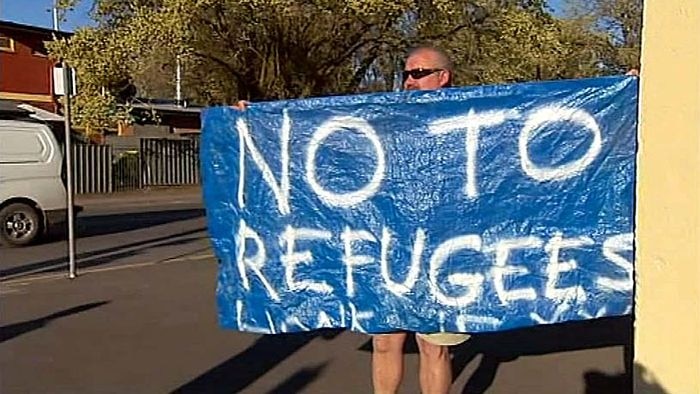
[635,0,700,392]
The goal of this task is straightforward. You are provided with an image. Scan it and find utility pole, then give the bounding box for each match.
[54,0,77,279]
[176,54,182,106]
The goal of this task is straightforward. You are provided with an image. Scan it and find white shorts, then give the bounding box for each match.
[415,332,471,346]
[372,332,471,346]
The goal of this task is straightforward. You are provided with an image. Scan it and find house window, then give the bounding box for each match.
[0,34,15,52]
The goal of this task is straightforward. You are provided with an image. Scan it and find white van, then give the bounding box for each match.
[0,119,67,246]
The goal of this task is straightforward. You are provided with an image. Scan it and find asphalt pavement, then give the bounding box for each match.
[1,186,207,280]
[0,187,633,393]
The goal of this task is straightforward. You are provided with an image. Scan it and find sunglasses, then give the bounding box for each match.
[402,68,443,83]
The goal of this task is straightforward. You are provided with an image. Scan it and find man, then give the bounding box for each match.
[370,46,470,394]
[233,45,469,394]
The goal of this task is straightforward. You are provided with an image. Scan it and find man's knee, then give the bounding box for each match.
[373,333,407,354]
[416,336,450,360]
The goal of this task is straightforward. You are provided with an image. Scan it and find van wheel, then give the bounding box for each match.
[0,203,41,247]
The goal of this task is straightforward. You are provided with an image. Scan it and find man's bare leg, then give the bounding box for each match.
[372,332,407,394]
[416,335,452,394]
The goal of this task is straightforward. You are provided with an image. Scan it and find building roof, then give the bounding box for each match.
[0,20,73,37]
[18,103,64,122]
[130,98,203,115]
[0,100,64,122]
[0,99,29,117]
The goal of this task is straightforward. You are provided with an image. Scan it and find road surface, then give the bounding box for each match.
[1,186,208,281]
[1,187,633,393]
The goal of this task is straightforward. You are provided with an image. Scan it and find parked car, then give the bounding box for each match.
[0,118,69,246]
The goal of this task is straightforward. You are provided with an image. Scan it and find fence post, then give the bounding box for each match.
[107,145,114,193]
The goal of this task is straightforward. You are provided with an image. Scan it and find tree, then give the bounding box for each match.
[49,0,641,134]
[49,0,478,131]
[48,26,134,134]
[563,0,642,70]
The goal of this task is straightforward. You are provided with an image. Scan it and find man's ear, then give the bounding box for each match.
[440,70,452,87]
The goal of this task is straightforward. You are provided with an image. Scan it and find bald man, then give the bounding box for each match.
[233,46,469,394]
[371,46,470,394]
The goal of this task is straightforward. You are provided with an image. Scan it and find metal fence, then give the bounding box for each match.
[113,150,142,191]
[140,138,200,187]
[71,138,200,194]
[72,144,113,194]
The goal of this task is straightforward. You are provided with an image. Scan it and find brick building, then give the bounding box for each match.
[0,20,72,114]
[1,20,201,137]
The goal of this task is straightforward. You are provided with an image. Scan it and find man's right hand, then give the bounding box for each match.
[232,100,249,110]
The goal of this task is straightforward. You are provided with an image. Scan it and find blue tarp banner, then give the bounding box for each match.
[201,76,638,335]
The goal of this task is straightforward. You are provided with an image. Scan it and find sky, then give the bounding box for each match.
[0,0,566,33]
[1,0,95,32]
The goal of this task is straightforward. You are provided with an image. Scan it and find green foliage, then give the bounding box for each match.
[563,0,642,69]
[48,0,642,134]
[55,0,81,23]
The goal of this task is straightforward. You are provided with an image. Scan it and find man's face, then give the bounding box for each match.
[402,50,451,91]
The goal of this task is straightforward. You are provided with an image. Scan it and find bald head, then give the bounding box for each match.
[403,46,453,90]
[407,46,453,72]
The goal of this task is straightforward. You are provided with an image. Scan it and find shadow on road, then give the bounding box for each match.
[585,363,669,394]
[449,315,633,394]
[0,301,110,343]
[44,208,205,241]
[1,226,207,280]
[267,362,329,394]
[357,315,632,394]
[75,209,205,238]
[173,329,342,394]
